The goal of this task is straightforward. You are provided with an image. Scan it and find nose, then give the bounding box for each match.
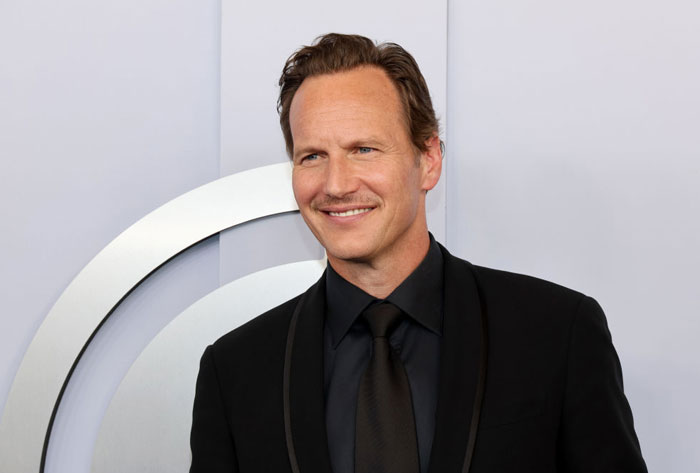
[324,155,358,198]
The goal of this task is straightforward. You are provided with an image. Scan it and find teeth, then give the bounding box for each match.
[328,208,372,217]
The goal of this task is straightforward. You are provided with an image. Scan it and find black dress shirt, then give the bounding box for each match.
[323,238,444,473]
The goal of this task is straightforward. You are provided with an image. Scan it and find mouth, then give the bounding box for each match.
[326,207,373,217]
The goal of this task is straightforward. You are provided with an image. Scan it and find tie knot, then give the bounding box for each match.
[362,302,404,339]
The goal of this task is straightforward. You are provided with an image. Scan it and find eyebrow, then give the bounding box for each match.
[339,137,386,151]
[293,146,322,161]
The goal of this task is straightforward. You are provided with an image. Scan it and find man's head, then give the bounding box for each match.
[280,34,442,274]
[278,33,439,158]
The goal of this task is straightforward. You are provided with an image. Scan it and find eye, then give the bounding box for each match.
[300,153,319,163]
[357,147,374,154]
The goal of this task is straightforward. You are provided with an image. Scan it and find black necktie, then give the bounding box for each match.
[355,302,420,473]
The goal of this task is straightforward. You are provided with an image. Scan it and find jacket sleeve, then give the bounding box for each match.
[190,345,238,473]
[557,295,647,472]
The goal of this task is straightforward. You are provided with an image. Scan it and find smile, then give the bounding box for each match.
[327,208,373,217]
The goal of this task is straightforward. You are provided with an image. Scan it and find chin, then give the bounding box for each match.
[324,245,369,263]
[322,239,376,264]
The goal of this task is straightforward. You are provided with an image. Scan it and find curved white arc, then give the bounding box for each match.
[91,259,326,473]
[0,163,296,473]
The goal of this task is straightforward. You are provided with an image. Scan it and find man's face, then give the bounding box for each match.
[289,66,441,267]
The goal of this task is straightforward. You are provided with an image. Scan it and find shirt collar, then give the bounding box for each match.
[325,235,444,348]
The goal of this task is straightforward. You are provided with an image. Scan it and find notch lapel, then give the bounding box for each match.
[285,275,335,473]
[428,246,486,473]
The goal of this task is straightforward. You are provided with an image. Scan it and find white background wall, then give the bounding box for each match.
[446,3,700,472]
[1,0,698,472]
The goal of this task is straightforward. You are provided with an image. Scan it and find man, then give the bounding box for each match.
[190,33,647,473]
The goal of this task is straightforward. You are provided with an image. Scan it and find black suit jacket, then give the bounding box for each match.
[190,245,647,472]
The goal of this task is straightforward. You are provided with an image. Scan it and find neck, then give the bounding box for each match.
[327,231,431,299]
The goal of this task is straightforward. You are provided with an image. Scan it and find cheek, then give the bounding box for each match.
[395,169,424,213]
[292,172,314,205]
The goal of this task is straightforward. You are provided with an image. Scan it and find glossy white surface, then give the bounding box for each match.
[91,259,325,473]
[0,163,297,473]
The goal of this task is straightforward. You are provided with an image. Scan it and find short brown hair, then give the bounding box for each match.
[277,33,440,158]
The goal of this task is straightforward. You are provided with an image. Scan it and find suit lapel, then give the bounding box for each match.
[286,274,335,473]
[428,246,485,473]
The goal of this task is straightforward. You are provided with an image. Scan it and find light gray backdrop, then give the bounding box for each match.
[1,0,698,472]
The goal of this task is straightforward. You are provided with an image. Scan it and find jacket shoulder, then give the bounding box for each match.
[209,293,302,360]
[439,242,586,307]
[470,262,586,304]
[445,251,591,330]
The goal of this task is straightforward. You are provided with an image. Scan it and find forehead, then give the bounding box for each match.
[289,66,408,147]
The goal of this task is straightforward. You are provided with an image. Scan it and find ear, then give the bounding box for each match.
[420,133,443,192]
